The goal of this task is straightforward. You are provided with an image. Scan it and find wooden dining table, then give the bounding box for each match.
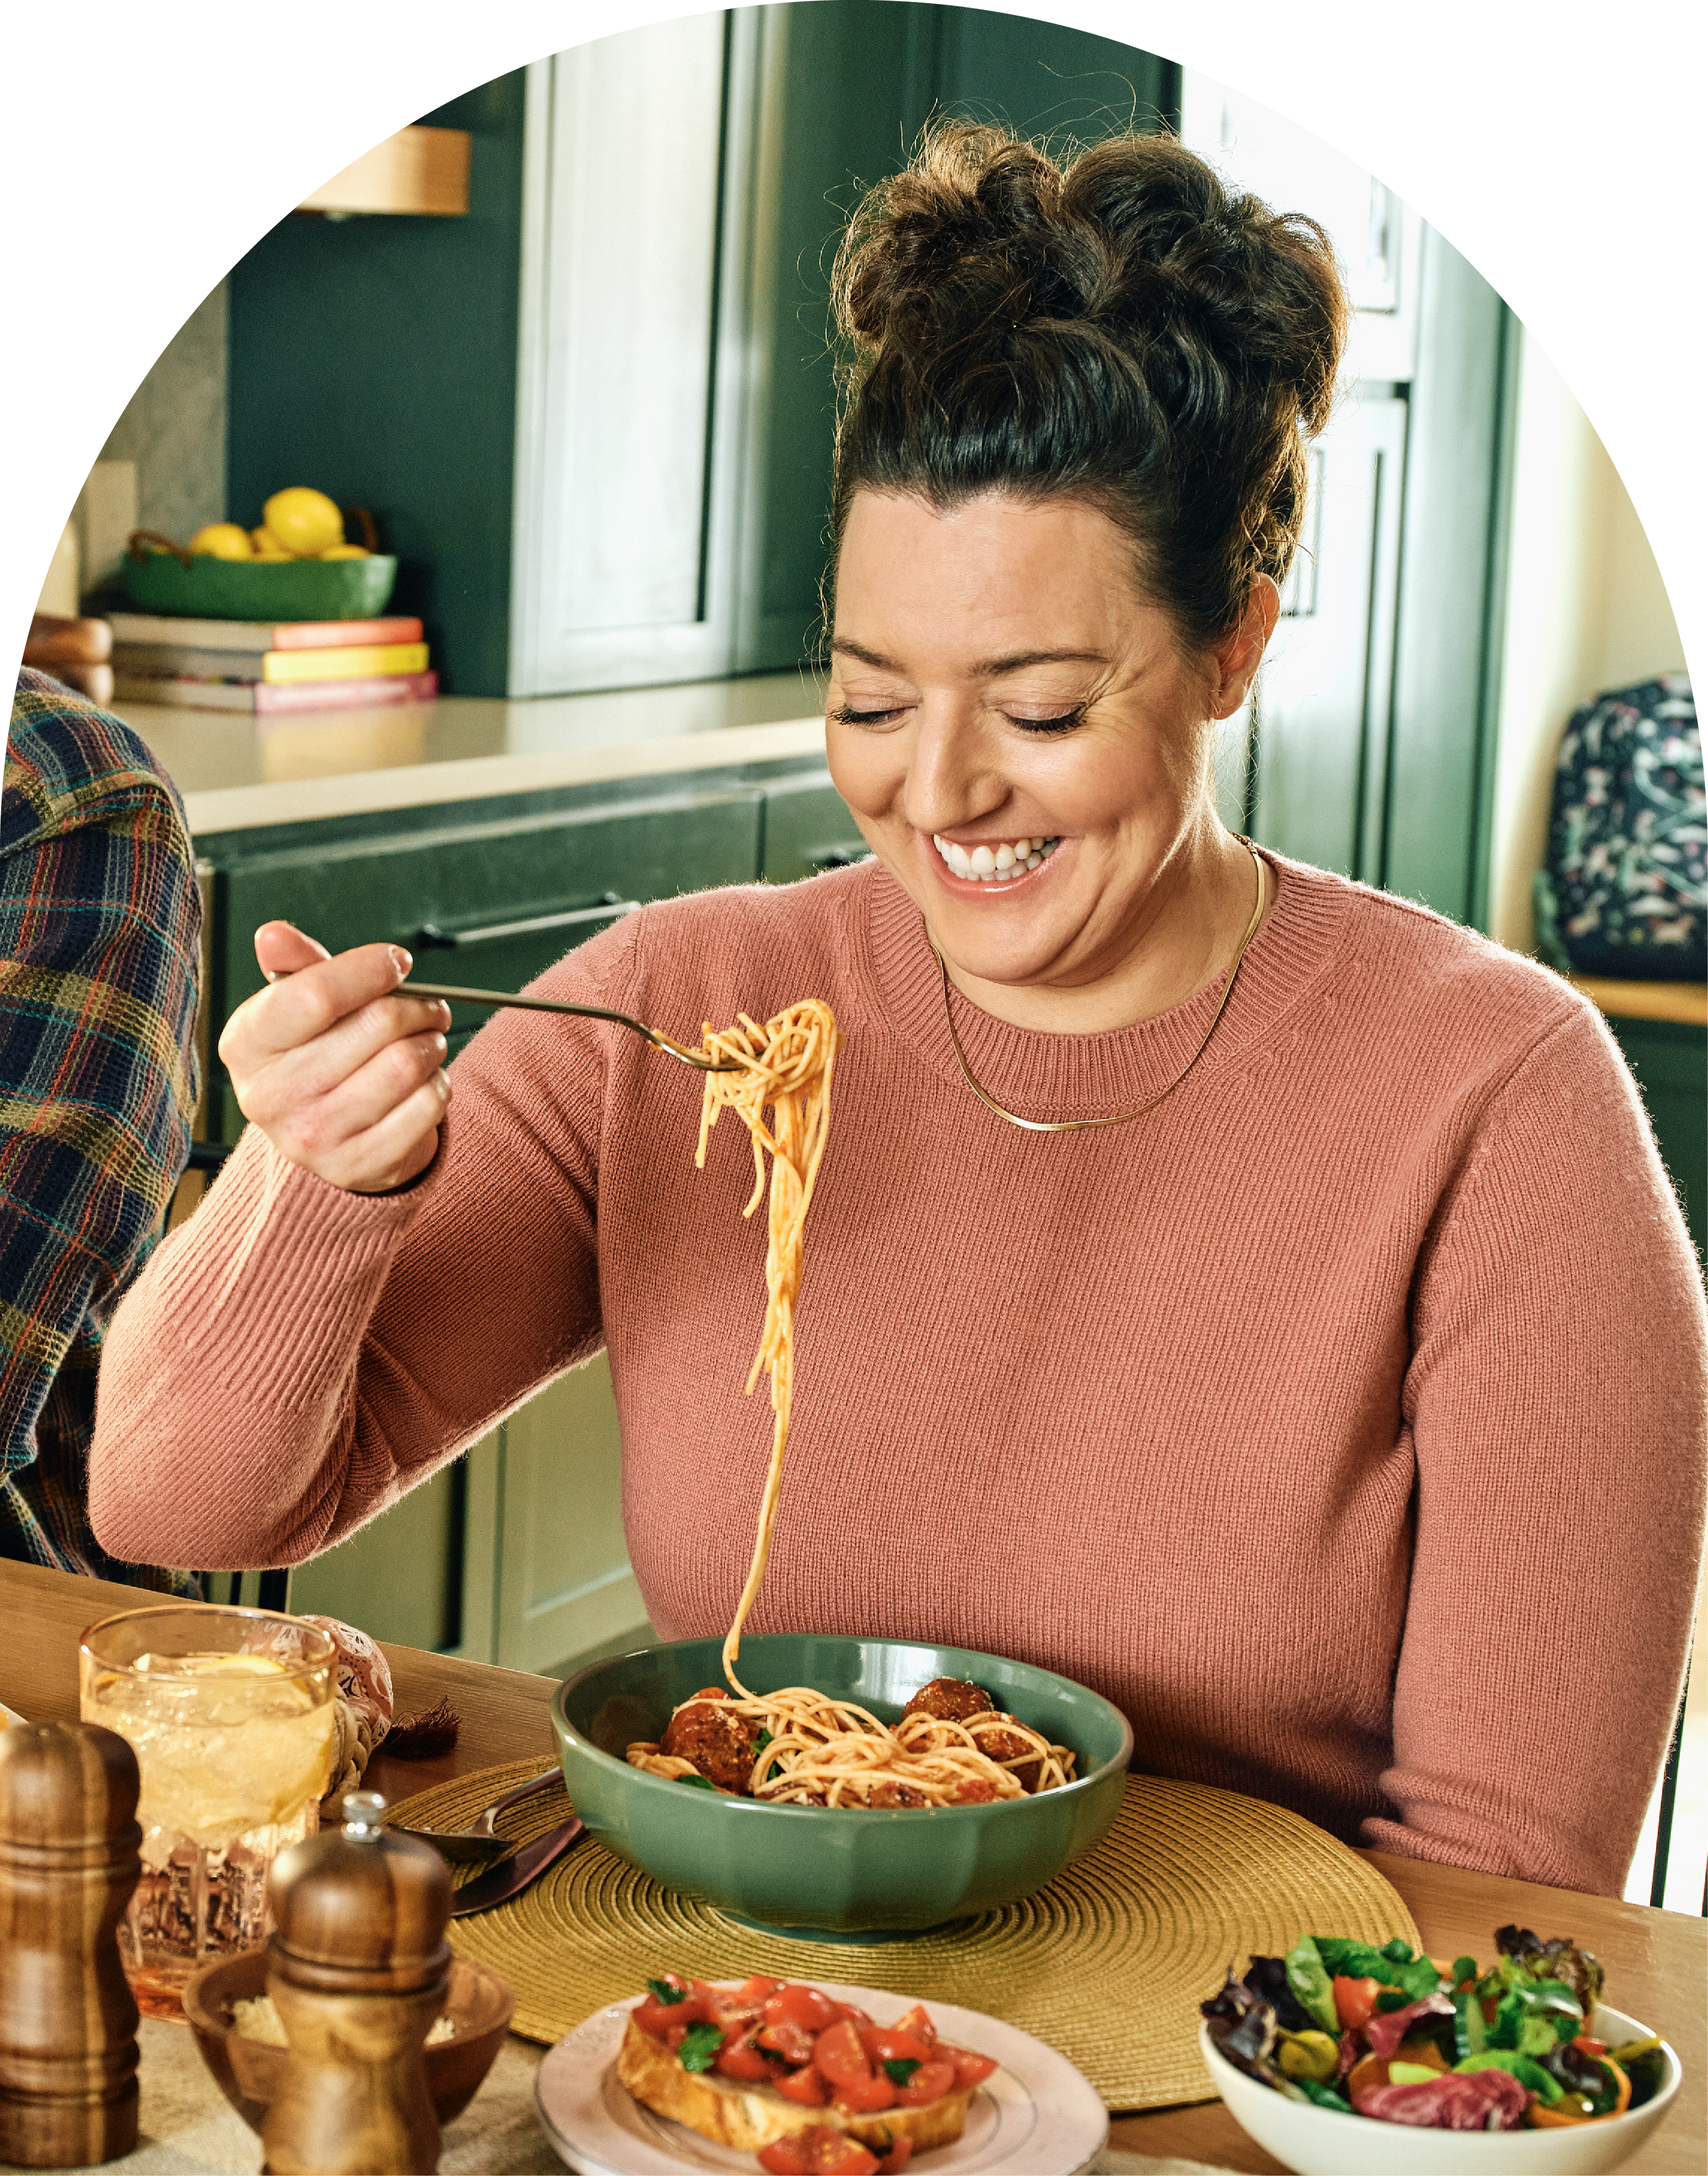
[5,1557,1703,2174]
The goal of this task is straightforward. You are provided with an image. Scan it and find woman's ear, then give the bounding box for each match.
[1206,576,1281,719]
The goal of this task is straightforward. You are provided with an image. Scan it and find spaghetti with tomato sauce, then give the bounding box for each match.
[623,1001,1076,1808]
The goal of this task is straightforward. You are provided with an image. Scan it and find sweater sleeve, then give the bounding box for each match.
[88,913,641,1570]
[1363,998,1707,1894]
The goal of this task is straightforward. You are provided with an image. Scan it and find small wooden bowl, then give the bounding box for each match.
[182,1950,514,2133]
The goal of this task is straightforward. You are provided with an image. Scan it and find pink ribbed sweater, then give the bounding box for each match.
[91,855,1706,1894]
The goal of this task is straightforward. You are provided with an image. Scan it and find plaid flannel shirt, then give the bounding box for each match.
[2,669,201,1589]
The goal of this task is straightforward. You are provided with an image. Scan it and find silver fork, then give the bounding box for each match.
[398,981,744,1071]
[388,1766,564,1865]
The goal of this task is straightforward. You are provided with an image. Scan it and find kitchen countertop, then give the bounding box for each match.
[110,673,827,838]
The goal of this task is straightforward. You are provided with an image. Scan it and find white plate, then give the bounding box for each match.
[536,1981,1109,2176]
[0,1703,26,1729]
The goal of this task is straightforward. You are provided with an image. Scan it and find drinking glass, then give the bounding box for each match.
[79,1605,337,2017]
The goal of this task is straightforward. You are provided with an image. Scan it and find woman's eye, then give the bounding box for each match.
[829,703,908,727]
[1008,707,1086,735]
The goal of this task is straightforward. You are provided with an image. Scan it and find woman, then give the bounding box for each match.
[91,128,1705,1894]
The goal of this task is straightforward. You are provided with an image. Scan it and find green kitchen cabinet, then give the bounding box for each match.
[762,773,865,885]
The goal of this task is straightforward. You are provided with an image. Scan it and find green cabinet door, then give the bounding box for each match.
[762,772,868,885]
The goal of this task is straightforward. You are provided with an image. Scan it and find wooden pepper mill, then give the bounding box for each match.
[0,1721,141,2168]
[260,1789,452,2176]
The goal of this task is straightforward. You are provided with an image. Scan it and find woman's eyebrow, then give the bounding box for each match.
[830,638,1108,674]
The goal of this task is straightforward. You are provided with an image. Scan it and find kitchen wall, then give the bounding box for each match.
[1489,335,1690,958]
[225,71,527,696]
[73,279,228,599]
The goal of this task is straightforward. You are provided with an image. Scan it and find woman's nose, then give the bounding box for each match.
[902,703,1007,835]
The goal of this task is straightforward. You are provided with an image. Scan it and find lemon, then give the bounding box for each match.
[189,522,254,561]
[263,486,345,558]
[250,526,295,556]
[318,543,370,560]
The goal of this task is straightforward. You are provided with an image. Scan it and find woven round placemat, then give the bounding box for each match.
[388,1761,1416,2111]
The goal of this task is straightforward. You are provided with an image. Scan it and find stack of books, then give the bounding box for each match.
[108,613,437,714]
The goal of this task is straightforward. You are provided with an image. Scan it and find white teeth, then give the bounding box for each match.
[931,835,1061,883]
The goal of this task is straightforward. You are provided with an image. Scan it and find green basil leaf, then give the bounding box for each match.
[676,1775,717,1791]
[677,2023,725,2074]
[645,1978,687,2006]
[882,2059,921,2086]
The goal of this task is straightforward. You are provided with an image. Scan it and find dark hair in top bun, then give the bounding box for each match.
[831,123,1348,647]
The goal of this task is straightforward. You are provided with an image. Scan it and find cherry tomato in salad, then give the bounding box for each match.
[774,2065,829,2107]
[1331,1976,1394,2035]
[889,2005,937,2047]
[892,2058,957,2107]
[812,2021,873,2091]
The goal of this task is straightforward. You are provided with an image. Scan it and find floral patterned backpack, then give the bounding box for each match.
[1533,674,1705,982]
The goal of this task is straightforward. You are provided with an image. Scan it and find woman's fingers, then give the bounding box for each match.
[219,927,457,1193]
[254,918,333,981]
[302,1065,454,1196]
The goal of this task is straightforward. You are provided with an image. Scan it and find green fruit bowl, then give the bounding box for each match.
[121,548,398,622]
[551,1633,1134,1935]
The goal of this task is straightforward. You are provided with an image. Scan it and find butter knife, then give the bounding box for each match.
[449,1815,585,1917]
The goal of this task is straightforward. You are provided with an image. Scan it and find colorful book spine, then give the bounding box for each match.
[260,642,429,684]
[106,613,424,652]
[112,671,438,715]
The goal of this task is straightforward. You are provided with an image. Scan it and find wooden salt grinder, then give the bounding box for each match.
[0,1722,141,2168]
[260,1790,453,2176]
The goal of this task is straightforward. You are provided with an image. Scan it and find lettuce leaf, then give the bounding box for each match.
[1283,1937,1340,2034]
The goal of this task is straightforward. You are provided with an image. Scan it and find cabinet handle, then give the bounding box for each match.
[806,843,872,871]
[414,895,640,949]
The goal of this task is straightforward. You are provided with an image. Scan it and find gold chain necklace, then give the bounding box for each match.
[931,839,1268,1134]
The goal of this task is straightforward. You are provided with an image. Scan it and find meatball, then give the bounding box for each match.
[902,1676,995,1724]
[965,1717,1047,1794]
[660,1689,764,1794]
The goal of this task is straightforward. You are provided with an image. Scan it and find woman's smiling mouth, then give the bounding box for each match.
[931,833,1062,884]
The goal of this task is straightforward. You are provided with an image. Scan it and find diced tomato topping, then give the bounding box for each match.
[774,2064,829,2107]
[714,2027,780,2084]
[892,2057,958,2107]
[765,1983,843,2036]
[889,2005,937,2048]
[831,2071,897,2112]
[812,2020,873,2091]
[634,1975,706,2039]
[736,1975,784,2004]
[946,2046,998,2089]
[1331,1976,1391,2035]
[859,2027,934,2068]
[805,2141,879,2176]
[831,2002,874,2028]
[758,2016,819,2067]
[876,2142,913,2173]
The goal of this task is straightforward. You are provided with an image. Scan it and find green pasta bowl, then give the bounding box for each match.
[551,1633,1133,1934]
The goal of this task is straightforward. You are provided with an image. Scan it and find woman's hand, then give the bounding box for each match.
[218,921,454,1194]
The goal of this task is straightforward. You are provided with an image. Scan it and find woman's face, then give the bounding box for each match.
[826,488,1268,1003]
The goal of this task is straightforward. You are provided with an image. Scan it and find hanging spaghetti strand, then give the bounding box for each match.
[694,999,841,1694]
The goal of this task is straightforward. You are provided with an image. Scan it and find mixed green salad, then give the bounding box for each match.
[1201,1926,1670,2132]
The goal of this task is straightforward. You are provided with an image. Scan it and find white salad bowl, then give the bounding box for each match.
[1199,2003,1681,2176]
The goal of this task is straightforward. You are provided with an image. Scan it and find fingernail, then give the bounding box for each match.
[390,947,412,976]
